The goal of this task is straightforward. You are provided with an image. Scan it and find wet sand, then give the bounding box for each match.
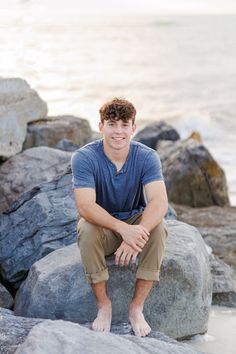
[184,306,236,354]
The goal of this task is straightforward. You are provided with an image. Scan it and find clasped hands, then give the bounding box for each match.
[114,224,150,267]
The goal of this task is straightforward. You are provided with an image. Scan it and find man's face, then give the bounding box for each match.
[99,118,136,151]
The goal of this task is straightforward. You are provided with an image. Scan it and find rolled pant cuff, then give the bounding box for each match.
[85,268,109,284]
[136,268,160,281]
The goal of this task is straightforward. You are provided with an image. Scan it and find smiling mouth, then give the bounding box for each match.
[112,137,125,140]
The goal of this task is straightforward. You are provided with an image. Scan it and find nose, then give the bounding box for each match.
[114,124,123,134]
[115,126,122,133]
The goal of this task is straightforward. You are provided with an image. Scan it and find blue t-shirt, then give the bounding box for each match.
[71,139,163,220]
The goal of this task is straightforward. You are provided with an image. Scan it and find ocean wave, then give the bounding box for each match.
[167,110,222,140]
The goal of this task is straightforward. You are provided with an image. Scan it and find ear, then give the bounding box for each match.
[131,123,137,135]
[98,122,104,133]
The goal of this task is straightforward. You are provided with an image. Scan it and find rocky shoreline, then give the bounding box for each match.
[0,78,235,353]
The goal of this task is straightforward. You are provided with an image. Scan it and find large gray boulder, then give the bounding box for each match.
[23,115,92,150]
[0,283,14,309]
[15,320,204,354]
[158,138,230,207]
[0,147,72,213]
[0,78,47,159]
[0,308,43,354]
[0,308,201,354]
[134,121,180,149]
[14,220,212,339]
[0,171,77,288]
[174,204,236,267]
[210,255,236,307]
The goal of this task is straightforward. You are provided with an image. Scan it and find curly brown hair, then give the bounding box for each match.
[99,98,136,124]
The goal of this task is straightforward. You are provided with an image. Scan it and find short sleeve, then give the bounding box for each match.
[71,150,96,189]
[141,150,163,185]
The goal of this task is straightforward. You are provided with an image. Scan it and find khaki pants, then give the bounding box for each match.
[77,212,168,284]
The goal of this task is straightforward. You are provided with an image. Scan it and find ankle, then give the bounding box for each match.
[97,299,111,309]
[129,301,143,312]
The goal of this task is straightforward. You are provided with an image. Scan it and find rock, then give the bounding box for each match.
[158,138,230,207]
[0,78,47,159]
[0,309,201,354]
[187,131,203,143]
[23,115,92,150]
[0,308,42,354]
[89,131,102,142]
[14,220,212,339]
[106,322,177,342]
[0,283,14,309]
[0,147,72,213]
[0,171,77,287]
[15,320,204,354]
[210,255,236,307]
[134,121,180,149]
[55,138,80,152]
[165,204,177,220]
[173,204,236,267]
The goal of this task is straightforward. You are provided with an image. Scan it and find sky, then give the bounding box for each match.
[1,0,236,16]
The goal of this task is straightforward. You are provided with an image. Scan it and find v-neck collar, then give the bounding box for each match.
[100,139,131,175]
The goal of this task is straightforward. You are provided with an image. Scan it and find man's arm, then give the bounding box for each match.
[140,180,168,232]
[115,180,168,266]
[74,188,149,252]
[74,187,121,231]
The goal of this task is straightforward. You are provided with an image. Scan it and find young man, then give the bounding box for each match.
[71,98,168,337]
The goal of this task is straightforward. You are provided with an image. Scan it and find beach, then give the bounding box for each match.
[185,306,236,354]
[1,5,236,353]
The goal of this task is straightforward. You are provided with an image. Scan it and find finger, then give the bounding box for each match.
[115,250,122,265]
[132,243,142,252]
[119,253,127,267]
[142,234,149,243]
[141,231,149,241]
[137,238,146,246]
[131,252,138,264]
[136,236,147,246]
[124,253,132,266]
[140,227,150,237]
[115,255,120,265]
[136,240,145,249]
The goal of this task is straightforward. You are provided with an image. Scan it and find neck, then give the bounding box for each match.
[103,141,130,163]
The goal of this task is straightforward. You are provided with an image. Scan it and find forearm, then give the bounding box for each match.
[78,202,124,233]
[139,200,168,232]
[78,201,150,252]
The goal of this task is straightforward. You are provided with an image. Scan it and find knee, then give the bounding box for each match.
[150,221,168,245]
[77,219,102,249]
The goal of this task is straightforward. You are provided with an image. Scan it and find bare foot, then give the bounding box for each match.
[92,301,112,332]
[128,304,151,337]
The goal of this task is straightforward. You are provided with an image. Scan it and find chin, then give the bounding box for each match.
[112,141,127,149]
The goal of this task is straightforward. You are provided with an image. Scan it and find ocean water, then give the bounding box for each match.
[1,7,236,205]
[1,7,236,353]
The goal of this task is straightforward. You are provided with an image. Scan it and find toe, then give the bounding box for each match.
[135,327,142,337]
[141,328,146,337]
